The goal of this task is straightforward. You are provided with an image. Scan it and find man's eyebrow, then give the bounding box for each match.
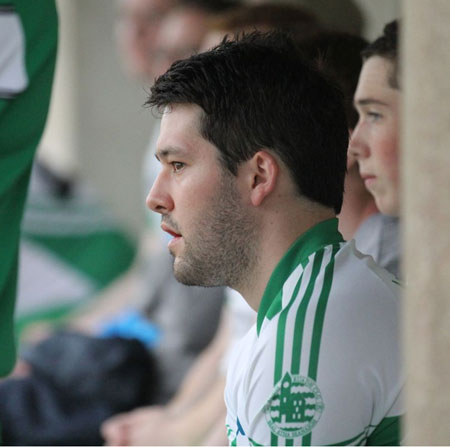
[354,98,389,107]
[155,146,186,161]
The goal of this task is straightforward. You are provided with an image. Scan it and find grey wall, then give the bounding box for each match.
[42,0,156,238]
[77,0,155,237]
[354,0,400,39]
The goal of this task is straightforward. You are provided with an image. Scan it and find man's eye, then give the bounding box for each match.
[367,111,382,122]
[171,162,185,172]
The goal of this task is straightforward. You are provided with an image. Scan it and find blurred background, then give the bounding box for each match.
[6,2,450,445]
[12,0,402,348]
[39,0,400,238]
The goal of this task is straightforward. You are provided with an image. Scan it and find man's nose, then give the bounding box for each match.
[146,173,174,214]
[348,122,370,159]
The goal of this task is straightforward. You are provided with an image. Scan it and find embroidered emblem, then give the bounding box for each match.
[264,372,324,439]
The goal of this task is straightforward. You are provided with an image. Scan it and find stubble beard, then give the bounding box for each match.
[171,173,259,290]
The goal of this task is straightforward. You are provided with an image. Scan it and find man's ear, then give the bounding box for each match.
[245,150,279,207]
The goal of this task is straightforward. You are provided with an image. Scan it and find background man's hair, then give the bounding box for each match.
[147,32,348,214]
[179,0,242,14]
[207,2,321,41]
[361,20,399,89]
[297,31,368,129]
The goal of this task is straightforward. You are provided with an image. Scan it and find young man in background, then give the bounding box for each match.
[350,20,401,219]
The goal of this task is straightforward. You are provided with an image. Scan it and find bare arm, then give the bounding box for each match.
[201,405,229,446]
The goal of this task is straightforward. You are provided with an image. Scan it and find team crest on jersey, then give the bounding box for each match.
[263,372,324,439]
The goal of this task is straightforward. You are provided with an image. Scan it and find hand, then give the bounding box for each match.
[101,406,180,446]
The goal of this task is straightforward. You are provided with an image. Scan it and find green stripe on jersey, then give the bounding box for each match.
[324,430,366,446]
[267,289,283,322]
[366,415,401,446]
[257,218,343,335]
[322,417,400,446]
[291,250,325,376]
[303,244,341,447]
[271,261,311,445]
[308,243,341,380]
[274,265,308,383]
[272,280,302,447]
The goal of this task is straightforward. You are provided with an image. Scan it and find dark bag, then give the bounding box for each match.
[0,331,159,445]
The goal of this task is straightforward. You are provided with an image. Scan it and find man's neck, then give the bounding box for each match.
[236,203,335,312]
[339,169,379,240]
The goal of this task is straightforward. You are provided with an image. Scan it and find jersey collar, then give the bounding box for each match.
[256,218,343,335]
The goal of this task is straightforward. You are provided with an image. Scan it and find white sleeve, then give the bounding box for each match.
[0,8,28,98]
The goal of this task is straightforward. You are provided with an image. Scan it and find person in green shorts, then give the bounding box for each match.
[0,0,57,377]
[145,32,403,445]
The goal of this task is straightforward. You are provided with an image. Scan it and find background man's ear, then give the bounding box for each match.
[247,151,279,206]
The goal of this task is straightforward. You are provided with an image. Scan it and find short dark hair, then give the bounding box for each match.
[362,20,399,88]
[148,32,348,214]
[297,31,368,129]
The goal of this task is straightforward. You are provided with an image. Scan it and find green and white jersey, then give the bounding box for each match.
[225,219,402,446]
[0,0,57,376]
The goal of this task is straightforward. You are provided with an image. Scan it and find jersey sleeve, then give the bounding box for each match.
[0,0,57,376]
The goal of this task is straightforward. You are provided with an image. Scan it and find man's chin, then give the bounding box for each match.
[171,257,193,285]
[171,257,210,287]
[172,269,200,287]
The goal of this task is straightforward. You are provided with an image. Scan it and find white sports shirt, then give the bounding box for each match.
[225,218,402,446]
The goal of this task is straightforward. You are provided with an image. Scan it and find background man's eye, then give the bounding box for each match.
[368,112,382,121]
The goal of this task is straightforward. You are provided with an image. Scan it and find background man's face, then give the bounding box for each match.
[350,56,401,216]
[152,8,210,78]
[116,0,175,80]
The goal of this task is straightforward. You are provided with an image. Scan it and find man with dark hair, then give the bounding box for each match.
[297,31,367,129]
[299,31,401,279]
[350,20,401,217]
[145,32,402,446]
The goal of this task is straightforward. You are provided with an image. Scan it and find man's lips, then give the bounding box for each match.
[360,173,376,187]
[161,223,183,249]
[161,223,182,238]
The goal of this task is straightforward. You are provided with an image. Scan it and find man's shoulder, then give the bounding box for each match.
[334,239,401,297]
[354,213,401,278]
[284,238,400,311]
[257,239,399,336]
[320,240,401,335]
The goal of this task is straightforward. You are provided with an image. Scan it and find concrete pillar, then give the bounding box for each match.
[402,1,450,444]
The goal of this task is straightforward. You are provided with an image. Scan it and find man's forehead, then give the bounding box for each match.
[160,103,203,133]
[119,0,173,17]
[157,8,208,47]
[157,104,206,153]
[355,56,396,103]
